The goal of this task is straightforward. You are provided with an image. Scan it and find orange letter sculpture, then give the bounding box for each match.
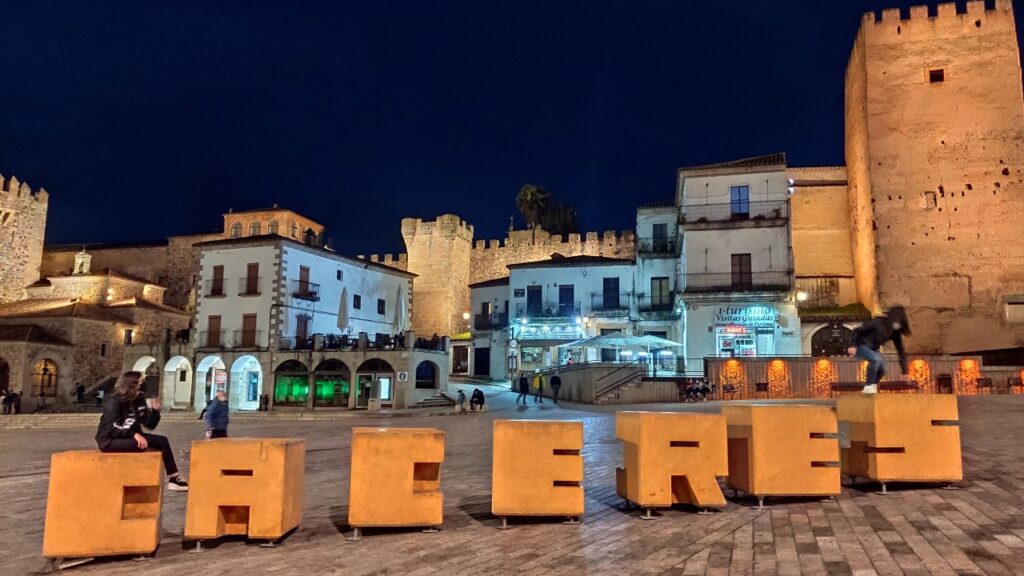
[43,451,164,561]
[492,420,584,526]
[615,411,728,516]
[837,395,962,492]
[184,438,306,545]
[723,405,840,507]
[348,427,445,539]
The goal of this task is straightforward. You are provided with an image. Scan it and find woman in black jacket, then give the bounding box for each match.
[847,306,911,394]
[95,371,188,491]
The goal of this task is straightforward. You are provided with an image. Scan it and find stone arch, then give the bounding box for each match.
[132,356,160,398]
[195,355,226,412]
[162,356,193,408]
[31,358,59,399]
[230,222,243,238]
[357,358,393,373]
[810,323,852,357]
[268,219,279,235]
[0,357,9,393]
[230,355,264,411]
[415,360,439,390]
[313,359,350,407]
[355,358,394,408]
[274,359,309,407]
[249,221,261,236]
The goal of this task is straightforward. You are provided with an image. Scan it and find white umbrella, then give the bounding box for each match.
[337,287,349,332]
[393,285,410,332]
[637,334,684,348]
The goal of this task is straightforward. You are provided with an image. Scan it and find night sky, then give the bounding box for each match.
[1,1,1022,254]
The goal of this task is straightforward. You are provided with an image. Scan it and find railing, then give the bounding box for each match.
[238,276,261,296]
[681,199,789,225]
[796,276,843,309]
[474,312,509,330]
[637,293,676,313]
[589,293,631,315]
[594,360,645,400]
[683,271,792,293]
[278,335,314,351]
[515,301,581,319]
[198,330,225,349]
[204,280,226,298]
[636,236,680,256]
[232,330,262,349]
[289,279,320,301]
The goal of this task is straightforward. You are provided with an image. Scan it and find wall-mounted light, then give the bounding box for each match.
[795,290,809,302]
[462,312,470,320]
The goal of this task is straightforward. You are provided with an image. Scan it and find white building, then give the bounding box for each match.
[677,153,801,359]
[190,234,447,411]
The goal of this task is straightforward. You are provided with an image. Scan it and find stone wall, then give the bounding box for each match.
[846,0,1024,352]
[468,228,636,285]
[0,175,48,304]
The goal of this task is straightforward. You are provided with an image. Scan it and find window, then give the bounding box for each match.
[32,359,58,398]
[249,221,261,236]
[207,315,221,347]
[241,314,257,347]
[179,370,188,382]
[268,220,279,235]
[230,222,242,238]
[244,263,260,295]
[377,298,386,315]
[652,223,669,252]
[929,68,945,83]
[353,294,362,309]
[731,254,753,290]
[291,223,298,238]
[100,343,108,357]
[651,277,671,308]
[123,329,133,346]
[210,265,224,297]
[730,185,750,218]
[296,315,310,340]
[558,285,575,316]
[336,270,343,281]
[602,277,620,309]
[923,191,937,209]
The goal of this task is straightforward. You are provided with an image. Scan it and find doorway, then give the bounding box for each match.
[474,347,491,377]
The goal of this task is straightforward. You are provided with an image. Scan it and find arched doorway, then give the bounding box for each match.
[195,355,226,412]
[355,358,393,409]
[313,359,350,408]
[415,361,439,390]
[811,324,853,357]
[230,355,263,411]
[32,359,59,400]
[274,360,309,407]
[132,356,160,398]
[162,356,193,409]
[0,358,9,393]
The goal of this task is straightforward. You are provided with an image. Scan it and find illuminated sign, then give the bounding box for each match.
[518,324,583,341]
[714,306,776,329]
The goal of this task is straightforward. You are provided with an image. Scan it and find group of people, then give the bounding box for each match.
[1,389,21,414]
[682,380,712,402]
[455,388,486,413]
[516,371,562,405]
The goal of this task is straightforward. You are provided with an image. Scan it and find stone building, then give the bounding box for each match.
[0,174,48,304]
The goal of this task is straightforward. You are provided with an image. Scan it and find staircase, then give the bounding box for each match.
[594,372,644,404]
[411,393,456,409]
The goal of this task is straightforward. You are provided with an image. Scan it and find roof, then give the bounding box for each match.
[194,234,417,278]
[469,276,510,289]
[106,297,190,316]
[507,254,635,270]
[679,153,787,176]
[0,324,73,346]
[0,299,135,324]
[43,268,162,287]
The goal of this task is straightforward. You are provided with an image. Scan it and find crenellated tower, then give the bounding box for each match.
[401,214,475,337]
[0,174,49,303]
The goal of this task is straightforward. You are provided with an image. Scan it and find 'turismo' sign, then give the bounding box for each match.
[715,306,776,329]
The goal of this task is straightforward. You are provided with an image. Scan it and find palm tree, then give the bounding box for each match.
[516,184,549,241]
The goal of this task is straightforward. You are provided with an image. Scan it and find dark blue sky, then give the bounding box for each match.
[1,1,1021,254]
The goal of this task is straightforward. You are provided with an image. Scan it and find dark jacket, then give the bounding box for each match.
[204,398,229,431]
[518,375,529,393]
[471,389,484,405]
[851,316,908,373]
[95,395,161,448]
[550,375,562,388]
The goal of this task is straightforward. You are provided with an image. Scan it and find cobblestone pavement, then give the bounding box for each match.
[3,389,1024,576]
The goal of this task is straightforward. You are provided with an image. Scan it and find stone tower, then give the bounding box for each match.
[0,174,49,303]
[845,0,1024,352]
[401,214,474,336]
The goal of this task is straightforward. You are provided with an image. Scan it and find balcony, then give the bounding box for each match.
[238,276,261,296]
[232,329,262,349]
[636,236,680,257]
[289,279,320,302]
[681,199,789,227]
[589,293,631,316]
[198,330,225,349]
[279,335,315,351]
[515,301,581,319]
[637,293,676,313]
[683,271,792,294]
[474,312,509,331]
[204,280,226,298]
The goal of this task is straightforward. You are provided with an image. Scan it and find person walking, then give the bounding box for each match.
[10,391,20,415]
[95,371,188,491]
[1,390,10,415]
[848,305,911,394]
[516,372,530,405]
[470,388,485,412]
[94,388,104,407]
[74,382,85,404]
[550,372,562,404]
[204,389,229,438]
[456,389,467,414]
[532,372,545,404]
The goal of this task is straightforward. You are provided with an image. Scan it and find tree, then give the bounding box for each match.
[516,184,549,230]
[540,201,579,236]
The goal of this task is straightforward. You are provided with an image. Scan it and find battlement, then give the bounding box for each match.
[0,174,49,204]
[358,253,409,269]
[400,214,474,243]
[860,0,1015,44]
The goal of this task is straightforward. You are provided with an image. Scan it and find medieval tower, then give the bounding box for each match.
[0,174,48,304]
[401,214,474,337]
[845,0,1024,352]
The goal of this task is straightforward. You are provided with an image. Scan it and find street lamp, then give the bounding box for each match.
[795,290,809,303]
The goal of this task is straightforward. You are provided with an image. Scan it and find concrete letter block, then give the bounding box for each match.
[492,420,583,518]
[723,405,840,498]
[43,451,164,559]
[615,411,728,509]
[348,427,445,528]
[837,395,962,484]
[184,439,306,541]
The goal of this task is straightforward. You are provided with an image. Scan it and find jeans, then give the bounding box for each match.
[552,385,560,403]
[855,345,885,384]
[99,432,178,476]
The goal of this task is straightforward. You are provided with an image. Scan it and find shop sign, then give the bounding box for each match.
[714,306,776,329]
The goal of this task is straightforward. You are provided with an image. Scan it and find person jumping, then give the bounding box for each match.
[848,305,911,394]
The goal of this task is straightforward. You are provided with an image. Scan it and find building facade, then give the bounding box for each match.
[0,174,48,305]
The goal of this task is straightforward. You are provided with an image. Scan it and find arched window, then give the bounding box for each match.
[811,324,853,357]
[249,221,261,236]
[273,360,309,407]
[230,222,243,238]
[32,359,58,398]
[290,223,299,238]
[415,361,438,390]
[268,220,279,235]
[313,359,350,407]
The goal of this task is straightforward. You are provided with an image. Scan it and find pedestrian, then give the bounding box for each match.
[470,388,485,412]
[198,398,212,421]
[456,389,467,414]
[74,382,85,404]
[430,333,440,350]
[204,389,229,438]
[533,372,545,404]
[550,371,562,404]
[699,380,711,401]
[1,390,10,415]
[848,305,911,394]
[94,371,189,491]
[95,388,104,407]
[516,372,530,405]
[10,391,20,415]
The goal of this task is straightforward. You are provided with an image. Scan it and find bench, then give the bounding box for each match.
[975,377,994,394]
[830,383,865,396]
[878,381,918,393]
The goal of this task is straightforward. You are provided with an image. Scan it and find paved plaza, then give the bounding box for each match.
[3,386,1024,576]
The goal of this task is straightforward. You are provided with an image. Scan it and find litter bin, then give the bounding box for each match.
[259,394,270,411]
